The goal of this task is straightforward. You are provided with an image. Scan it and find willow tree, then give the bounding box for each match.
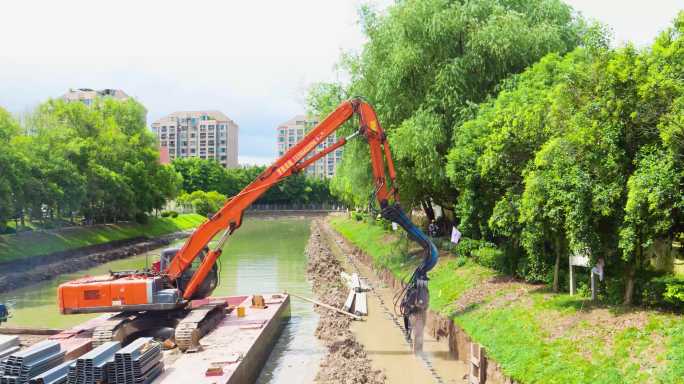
[310,0,587,213]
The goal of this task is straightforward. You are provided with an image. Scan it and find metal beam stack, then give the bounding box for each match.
[28,360,72,384]
[0,341,65,384]
[66,341,120,384]
[112,338,162,384]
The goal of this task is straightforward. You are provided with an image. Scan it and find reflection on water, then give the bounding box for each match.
[0,218,324,384]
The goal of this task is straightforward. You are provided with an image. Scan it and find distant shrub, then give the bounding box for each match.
[352,211,365,221]
[377,217,393,231]
[452,237,495,258]
[454,255,467,268]
[161,210,179,218]
[134,212,149,224]
[642,276,684,310]
[472,246,506,272]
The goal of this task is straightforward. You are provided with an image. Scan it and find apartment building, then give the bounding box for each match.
[277,115,342,178]
[152,111,239,168]
[62,88,130,106]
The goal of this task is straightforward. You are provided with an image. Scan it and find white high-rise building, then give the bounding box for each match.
[152,111,238,168]
[276,115,342,178]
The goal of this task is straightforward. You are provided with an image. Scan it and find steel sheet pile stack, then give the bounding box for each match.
[67,341,120,384]
[0,341,65,384]
[112,338,162,384]
[28,361,72,384]
[0,336,21,364]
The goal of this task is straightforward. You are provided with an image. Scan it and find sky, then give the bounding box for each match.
[0,0,681,166]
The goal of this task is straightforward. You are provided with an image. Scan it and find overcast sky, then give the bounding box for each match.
[0,0,681,165]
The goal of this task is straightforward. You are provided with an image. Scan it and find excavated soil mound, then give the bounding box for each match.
[306,220,385,384]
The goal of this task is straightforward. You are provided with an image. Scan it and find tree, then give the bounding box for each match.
[314,0,588,214]
[0,108,20,231]
[1,96,181,228]
[177,190,227,217]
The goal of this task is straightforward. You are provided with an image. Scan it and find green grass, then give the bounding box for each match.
[0,214,206,263]
[330,216,684,384]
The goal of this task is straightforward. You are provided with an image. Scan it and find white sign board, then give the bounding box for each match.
[392,222,398,231]
[569,255,590,267]
[451,227,462,244]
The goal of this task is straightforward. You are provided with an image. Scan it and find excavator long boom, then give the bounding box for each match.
[168,98,438,300]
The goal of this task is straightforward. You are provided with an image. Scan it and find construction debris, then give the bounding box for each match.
[0,340,65,384]
[341,273,370,316]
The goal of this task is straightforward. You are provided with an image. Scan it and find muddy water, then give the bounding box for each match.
[319,221,469,384]
[0,218,324,384]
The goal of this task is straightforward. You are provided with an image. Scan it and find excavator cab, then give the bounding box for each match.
[161,247,218,300]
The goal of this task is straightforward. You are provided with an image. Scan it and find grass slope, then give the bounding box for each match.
[0,214,205,263]
[330,216,684,384]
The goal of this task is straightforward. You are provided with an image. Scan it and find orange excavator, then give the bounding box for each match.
[57,98,438,349]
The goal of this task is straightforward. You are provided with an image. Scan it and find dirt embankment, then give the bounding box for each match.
[305,220,385,384]
[0,231,191,293]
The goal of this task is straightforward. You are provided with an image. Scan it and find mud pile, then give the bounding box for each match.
[306,221,385,384]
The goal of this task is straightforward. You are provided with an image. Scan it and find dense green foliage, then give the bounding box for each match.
[0,213,205,262]
[0,98,182,231]
[311,0,684,304]
[171,158,337,206]
[310,0,589,208]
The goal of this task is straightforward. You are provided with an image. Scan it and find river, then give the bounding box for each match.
[0,217,324,383]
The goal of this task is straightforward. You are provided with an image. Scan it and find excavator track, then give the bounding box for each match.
[93,311,180,347]
[175,304,227,352]
[92,314,136,347]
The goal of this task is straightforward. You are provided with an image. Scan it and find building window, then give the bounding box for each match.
[220,148,226,153]
[161,127,167,133]
[220,140,226,145]
[220,156,227,160]
[161,141,167,146]
[191,149,196,154]
[208,125,214,129]
[169,141,175,146]
[161,134,167,139]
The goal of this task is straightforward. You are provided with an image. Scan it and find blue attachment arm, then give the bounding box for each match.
[381,203,439,278]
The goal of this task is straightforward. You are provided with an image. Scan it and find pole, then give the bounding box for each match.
[286,291,363,321]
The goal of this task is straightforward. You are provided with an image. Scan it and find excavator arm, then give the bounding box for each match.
[168,98,438,302]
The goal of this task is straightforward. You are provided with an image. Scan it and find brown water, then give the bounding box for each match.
[0,218,324,384]
[320,222,469,384]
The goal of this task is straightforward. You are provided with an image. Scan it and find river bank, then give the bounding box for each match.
[0,231,192,293]
[330,215,684,384]
[0,214,205,263]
